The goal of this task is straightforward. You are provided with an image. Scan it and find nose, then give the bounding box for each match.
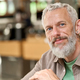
[51,26,60,37]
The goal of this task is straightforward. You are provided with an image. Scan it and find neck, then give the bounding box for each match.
[64,39,80,62]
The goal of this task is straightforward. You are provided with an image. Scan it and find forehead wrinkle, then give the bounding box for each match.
[43,8,72,29]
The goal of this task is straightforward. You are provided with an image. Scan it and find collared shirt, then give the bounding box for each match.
[63,57,77,80]
[21,49,80,80]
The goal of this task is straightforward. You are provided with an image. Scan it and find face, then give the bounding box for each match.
[43,8,76,58]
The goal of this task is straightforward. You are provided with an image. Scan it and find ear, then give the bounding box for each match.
[75,19,80,34]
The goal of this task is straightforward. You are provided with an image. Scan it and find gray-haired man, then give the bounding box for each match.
[21,2,80,80]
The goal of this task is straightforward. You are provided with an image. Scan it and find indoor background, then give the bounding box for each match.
[0,0,79,80]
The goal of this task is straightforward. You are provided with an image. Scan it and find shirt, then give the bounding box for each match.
[21,49,80,80]
[63,58,77,80]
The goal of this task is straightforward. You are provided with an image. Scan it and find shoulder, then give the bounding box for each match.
[21,49,57,80]
[38,49,57,69]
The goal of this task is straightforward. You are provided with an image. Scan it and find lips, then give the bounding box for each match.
[54,39,65,44]
[52,36,68,44]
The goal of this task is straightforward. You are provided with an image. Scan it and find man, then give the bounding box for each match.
[21,2,80,80]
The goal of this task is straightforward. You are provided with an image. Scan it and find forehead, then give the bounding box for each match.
[43,8,72,27]
[44,8,70,19]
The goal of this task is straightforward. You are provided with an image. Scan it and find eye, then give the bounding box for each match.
[60,23,65,26]
[47,27,52,30]
[46,27,53,32]
[45,26,53,32]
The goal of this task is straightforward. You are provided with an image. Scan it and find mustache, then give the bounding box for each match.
[51,36,68,44]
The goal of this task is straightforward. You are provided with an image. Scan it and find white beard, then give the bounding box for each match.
[47,32,76,58]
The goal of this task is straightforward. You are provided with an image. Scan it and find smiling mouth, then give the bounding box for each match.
[52,36,68,44]
[55,39,66,44]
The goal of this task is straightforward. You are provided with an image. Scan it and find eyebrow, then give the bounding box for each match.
[57,21,66,24]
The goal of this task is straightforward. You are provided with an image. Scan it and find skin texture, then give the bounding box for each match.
[29,8,80,80]
[44,8,73,48]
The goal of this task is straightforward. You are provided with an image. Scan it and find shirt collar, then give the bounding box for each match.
[74,53,80,66]
[53,56,58,62]
[53,53,80,66]
[53,55,65,66]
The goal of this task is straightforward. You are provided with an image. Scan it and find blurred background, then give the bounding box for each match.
[0,0,79,80]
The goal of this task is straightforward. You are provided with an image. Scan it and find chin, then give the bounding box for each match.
[51,42,75,58]
[48,32,76,58]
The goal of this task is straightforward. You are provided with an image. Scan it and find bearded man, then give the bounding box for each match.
[21,2,80,80]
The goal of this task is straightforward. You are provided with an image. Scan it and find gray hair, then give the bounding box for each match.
[42,2,78,30]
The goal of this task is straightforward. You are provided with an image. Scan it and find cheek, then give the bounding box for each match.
[61,25,74,35]
[61,29,73,37]
[46,33,53,42]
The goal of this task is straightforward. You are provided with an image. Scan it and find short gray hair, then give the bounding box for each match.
[42,2,78,29]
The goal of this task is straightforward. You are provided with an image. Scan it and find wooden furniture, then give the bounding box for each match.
[0,35,50,60]
[0,41,21,57]
[22,36,50,60]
